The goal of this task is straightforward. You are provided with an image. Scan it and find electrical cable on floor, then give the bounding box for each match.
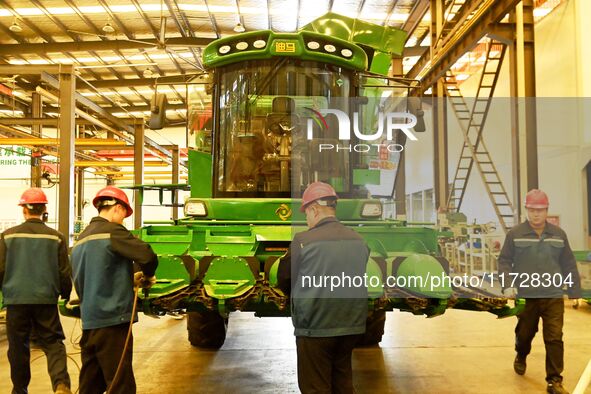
[29,335,82,393]
[107,285,140,394]
[26,287,140,394]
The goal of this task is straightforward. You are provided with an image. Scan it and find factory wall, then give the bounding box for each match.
[404,0,591,249]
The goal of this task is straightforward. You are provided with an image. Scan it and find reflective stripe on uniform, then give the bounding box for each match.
[4,233,61,242]
[73,233,110,248]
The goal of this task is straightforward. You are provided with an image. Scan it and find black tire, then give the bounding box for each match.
[356,310,386,347]
[187,310,228,349]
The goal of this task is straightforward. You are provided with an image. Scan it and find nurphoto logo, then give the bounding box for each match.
[304,108,419,153]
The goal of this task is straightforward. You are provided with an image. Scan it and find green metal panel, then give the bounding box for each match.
[188,149,212,198]
[367,256,385,298]
[369,51,394,75]
[183,198,401,222]
[395,254,452,298]
[139,226,192,255]
[203,30,367,71]
[203,256,256,299]
[268,258,280,287]
[300,12,407,55]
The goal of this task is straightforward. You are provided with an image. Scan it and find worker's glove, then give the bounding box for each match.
[572,298,584,309]
[140,275,157,290]
[133,272,144,288]
[502,287,518,299]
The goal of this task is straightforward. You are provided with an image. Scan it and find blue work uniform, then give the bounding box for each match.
[498,220,581,384]
[72,216,158,394]
[0,218,72,393]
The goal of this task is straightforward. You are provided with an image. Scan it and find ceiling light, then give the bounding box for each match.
[233,22,245,33]
[102,22,115,33]
[9,20,23,33]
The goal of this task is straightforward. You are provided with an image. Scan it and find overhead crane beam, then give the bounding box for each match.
[0,138,127,147]
[0,124,135,172]
[39,72,174,162]
[78,75,196,89]
[0,65,175,164]
[94,171,184,176]
[0,37,214,56]
[104,103,187,114]
[34,86,172,166]
[401,0,430,37]
[407,0,521,90]
[77,161,169,167]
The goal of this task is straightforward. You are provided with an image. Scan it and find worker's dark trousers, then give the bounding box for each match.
[79,324,135,394]
[6,304,70,394]
[515,298,564,383]
[296,334,360,394]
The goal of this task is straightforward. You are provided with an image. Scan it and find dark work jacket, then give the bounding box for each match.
[71,216,158,330]
[278,217,369,337]
[498,220,581,298]
[0,218,71,305]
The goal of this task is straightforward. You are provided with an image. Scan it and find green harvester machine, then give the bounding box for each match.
[111,13,529,349]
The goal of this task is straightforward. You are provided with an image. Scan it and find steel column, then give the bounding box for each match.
[171,145,180,221]
[76,168,84,219]
[30,93,42,187]
[509,11,522,224]
[58,65,76,244]
[433,81,449,211]
[133,120,144,229]
[391,56,406,217]
[522,0,538,191]
[508,1,537,222]
[431,0,449,211]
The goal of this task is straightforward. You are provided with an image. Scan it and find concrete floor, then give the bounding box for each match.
[1,305,590,393]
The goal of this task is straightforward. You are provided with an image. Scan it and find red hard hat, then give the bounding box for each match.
[525,189,549,209]
[93,186,133,218]
[18,188,48,205]
[300,182,338,212]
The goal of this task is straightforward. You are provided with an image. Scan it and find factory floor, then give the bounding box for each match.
[1,305,590,394]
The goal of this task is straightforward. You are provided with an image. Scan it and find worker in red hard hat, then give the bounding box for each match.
[498,189,581,394]
[278,182,369,393]
[72,186,158,394]
[0,188,72,394]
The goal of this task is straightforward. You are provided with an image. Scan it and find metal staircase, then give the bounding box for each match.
[445,41,515,233]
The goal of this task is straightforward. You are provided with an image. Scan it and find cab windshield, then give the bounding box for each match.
[214,59,353,197]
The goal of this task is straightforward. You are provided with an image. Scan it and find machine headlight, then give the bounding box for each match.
[236,41,248,50]
[219,45,231,54]
[253,40,266,48]
[307,41,320,50]
[324,44,336,53]
[185,200,207,217]
[341,48,353,58]
[361,202,382,218]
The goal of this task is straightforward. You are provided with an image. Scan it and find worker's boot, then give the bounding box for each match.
[54,383,72,394]
[513,354,526,375]
[546,380,568,394]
